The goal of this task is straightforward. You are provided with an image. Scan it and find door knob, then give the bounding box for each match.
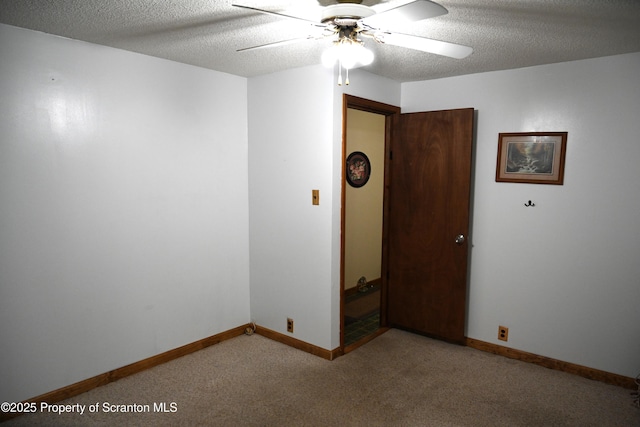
[455,234,465,245]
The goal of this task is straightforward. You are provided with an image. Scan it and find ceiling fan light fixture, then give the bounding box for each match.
[232,0,472,85]
[322,37,373,85]
[322,41,373,69]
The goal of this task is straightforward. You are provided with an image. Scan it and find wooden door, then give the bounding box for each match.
[387,108,474,344]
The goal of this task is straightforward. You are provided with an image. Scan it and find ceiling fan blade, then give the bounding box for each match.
[377,32,472,59]
[237,36,315,52]
[362,0,447,28]
[232,4,325,27]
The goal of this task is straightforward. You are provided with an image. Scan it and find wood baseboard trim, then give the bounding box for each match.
[255,325,341,360]
[1,324,249,423]
[465,337,636,389]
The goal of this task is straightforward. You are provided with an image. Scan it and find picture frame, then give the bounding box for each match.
[346,151,371,188]
[496,132,567,185]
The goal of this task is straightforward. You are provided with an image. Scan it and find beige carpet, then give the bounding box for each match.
[6,329,639,426]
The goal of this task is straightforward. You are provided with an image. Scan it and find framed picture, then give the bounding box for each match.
[346,151,371,188]
[496,132,567,185]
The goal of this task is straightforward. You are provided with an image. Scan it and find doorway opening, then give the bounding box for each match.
[341,95,400,352]
[340,96,475,352]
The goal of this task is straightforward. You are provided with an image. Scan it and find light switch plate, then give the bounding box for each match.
[312,189,319,205]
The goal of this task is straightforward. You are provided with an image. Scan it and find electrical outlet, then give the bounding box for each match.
[498,326,509,342]
[287,318,294,333]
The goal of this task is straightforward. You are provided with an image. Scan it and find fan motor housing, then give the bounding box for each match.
[320,4,375,23]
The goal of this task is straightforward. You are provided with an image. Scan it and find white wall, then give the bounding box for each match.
[248,66,399,350]
[248,65,336,350]
[0,24,251,402]
[402,53,640,378]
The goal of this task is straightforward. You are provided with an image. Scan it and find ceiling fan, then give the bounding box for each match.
[232,0,472,85]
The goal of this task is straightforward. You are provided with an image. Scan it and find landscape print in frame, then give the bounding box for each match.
[496,132,567,185]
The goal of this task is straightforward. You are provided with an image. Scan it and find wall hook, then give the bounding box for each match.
[524,200,535,207]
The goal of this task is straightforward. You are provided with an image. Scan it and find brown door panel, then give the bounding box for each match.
[387,108,474,344]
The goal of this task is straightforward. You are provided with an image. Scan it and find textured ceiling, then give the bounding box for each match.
[1,0,640,82]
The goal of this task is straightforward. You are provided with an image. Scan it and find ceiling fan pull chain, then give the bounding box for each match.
[345,67,350,85]
[338,59,343,86]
